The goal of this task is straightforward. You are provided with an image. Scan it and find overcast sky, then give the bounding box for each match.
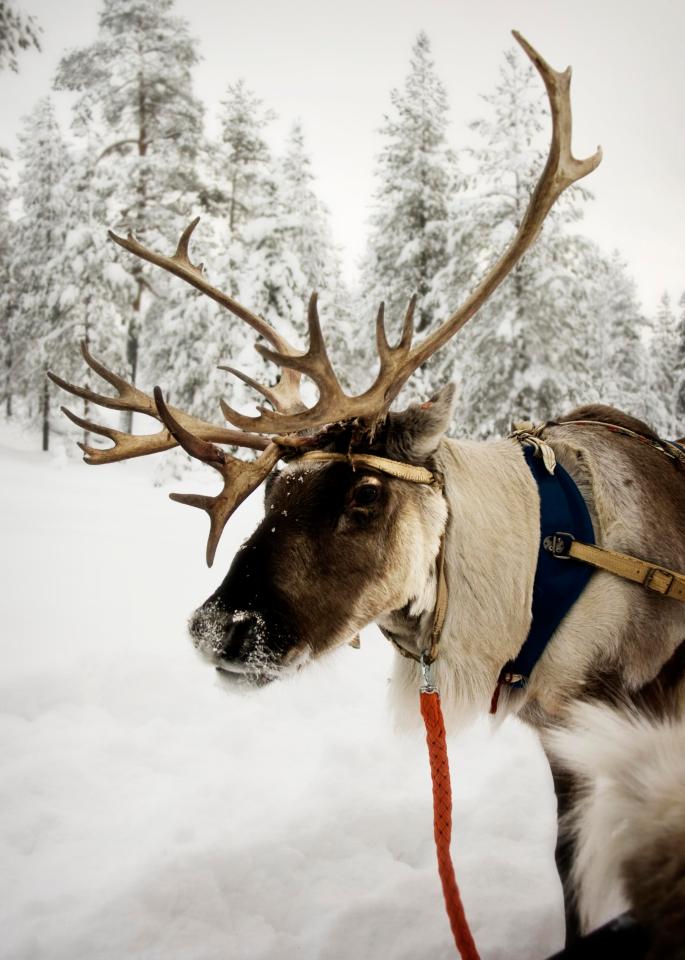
[3,0,684,311]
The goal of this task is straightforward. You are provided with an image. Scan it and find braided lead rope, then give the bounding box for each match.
[420,663,480,960]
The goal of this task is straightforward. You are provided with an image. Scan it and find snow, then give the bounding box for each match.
[0,425,565,960]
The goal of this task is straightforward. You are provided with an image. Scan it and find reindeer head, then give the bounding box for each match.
[186,389,454,683]
[50,32,601,684]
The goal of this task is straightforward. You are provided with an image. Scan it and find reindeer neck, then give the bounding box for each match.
[387,436,541,728]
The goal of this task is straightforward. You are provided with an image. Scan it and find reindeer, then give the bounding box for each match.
[50,33,685,958]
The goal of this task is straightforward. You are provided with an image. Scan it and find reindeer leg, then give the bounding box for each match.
[549,762,582,947]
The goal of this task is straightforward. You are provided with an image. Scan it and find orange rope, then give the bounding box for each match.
[420,688,481,960]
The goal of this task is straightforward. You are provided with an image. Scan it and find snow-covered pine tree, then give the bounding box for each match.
[215,79,275,236]
[583,250,647,420]
[11,98,76,450]
[361,31,455,399]
[0,147,15,418]
[54,0,205,430]
[650,291,680,435]
[58,144,131,447]
[0,1,41,73]
[676,292,685,431]
[275,122,358,391]
[442,47,601,438]
[144,79,277,427]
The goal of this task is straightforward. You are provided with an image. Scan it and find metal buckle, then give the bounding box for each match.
[501,672,526,687]
[420,653,437,693]
[543,531,574,559]
[643,567,675,595]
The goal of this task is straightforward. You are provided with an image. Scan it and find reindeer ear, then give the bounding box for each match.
[385,383,456,463]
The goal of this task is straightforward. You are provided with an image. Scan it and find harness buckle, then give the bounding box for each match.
[543,531,574,559]
[643,567,675,595]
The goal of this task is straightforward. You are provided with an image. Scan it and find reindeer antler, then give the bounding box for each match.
[48,344,278,565]
[152,387,281,566]
[53,31,601,564]
[48,341,271,463]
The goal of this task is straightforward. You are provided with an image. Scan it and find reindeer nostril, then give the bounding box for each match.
[220,617,255,661]
[188,601,230,651]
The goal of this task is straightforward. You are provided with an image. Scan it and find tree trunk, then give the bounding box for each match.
[125,304,140,434]
[4,340,11,419]
[123,56,148,436]
[82,304,91,447]
[42,374,49,452]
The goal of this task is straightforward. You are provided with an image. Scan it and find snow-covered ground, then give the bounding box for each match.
[1,424,565,960]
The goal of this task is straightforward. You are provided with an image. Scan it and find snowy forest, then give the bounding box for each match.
[2,0,685,454]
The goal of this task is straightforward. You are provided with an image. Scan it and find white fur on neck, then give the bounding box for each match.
[388,436,539,729]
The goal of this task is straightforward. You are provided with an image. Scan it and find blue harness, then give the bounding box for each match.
[497,446,595,693]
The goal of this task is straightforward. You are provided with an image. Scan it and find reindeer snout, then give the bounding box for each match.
[188,601,265,666]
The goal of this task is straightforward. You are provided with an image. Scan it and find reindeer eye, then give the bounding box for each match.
[354,482,381,506]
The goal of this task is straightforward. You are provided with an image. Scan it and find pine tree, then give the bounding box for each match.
[0,148,15,418]
[144,80,278,427]
[0,1,41,73]
[676,292,685,432]
[651,292,680,435]
[278,122,358,390]
[11,98,75,450]
[215,79,275,235]
[588,251,647,419]
[58,145,130,446]
[54,0,205,429]
[442,47,601,437]
[361,30,455,366]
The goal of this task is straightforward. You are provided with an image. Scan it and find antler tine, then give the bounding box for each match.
[399,295,416,351]
[154,387,281,566]
[218,365,306,416]
[48,341,157,416]
[375,302,389,355]
[222,292,349,433]
[59,404,177,464]
[375,296,415,376]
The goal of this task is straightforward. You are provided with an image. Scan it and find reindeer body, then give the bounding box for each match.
[384,404,685,950]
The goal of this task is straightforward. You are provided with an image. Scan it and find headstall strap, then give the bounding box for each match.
[297,449,437,485]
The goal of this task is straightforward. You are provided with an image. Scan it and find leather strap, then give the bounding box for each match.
[544,533,685,603]
[297,450,437,485]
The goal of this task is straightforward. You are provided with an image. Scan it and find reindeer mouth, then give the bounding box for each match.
[214,661,275,687]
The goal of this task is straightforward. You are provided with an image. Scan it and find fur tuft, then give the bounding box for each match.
[546,703,685,955]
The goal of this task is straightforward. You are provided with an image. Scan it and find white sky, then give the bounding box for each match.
[2,0,684,311]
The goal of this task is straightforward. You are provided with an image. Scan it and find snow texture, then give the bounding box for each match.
[0,423,564,959]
